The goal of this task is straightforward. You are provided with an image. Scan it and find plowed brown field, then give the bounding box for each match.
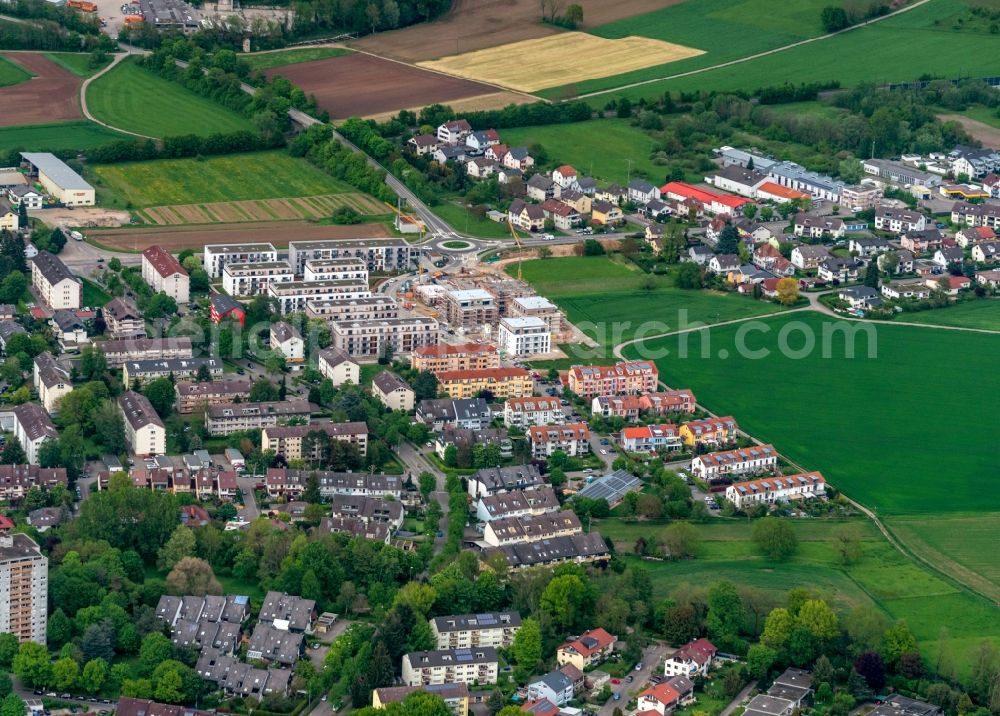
[0,52,82,126]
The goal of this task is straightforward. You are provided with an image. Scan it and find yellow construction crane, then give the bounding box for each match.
[508,219,523,280]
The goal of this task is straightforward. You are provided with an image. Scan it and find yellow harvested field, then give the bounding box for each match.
[363,90,535,122]
[418,33,703,92]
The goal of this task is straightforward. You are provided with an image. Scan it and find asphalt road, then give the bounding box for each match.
[235,475,261,520]
[597,642,672,716]
[394,441,450,554]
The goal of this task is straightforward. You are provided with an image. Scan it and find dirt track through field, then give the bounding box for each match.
[939,113,1000,147]
[263,53,502,119]
[0,52,82,126]
[350,0,683,62]
[88,221,396,251]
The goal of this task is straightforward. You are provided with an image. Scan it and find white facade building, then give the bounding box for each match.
[497,316,550,356]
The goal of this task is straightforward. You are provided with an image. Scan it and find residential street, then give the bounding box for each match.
[597,642,672,716]
[394,441,450,554]
[235,475,260,521]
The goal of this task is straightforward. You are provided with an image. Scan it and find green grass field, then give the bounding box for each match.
[86,58,253,138]
[45,52,110,77]
[81,277,111,307]
[620,312,1000,515]
[513,256,789,352]
[0,121,126,155]
[89,151,352,207]
[241,47,352,72]
[956,105,1000,129]
[894,299,1000,330]
[0,55,32,87]
[579,0,1000,102]
[547,0,832,98]
[502,119,662,185]
[433,200,525,239]
[604,518,1000,674]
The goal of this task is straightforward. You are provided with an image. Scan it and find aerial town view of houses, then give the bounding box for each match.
[1,1,1000,716]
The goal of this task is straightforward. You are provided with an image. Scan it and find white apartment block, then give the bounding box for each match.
[118,391,166,456]
[12,403,58,465]
[303,258,369,283]
[203,243,278,278]
[498,316,550,356]
[509,295,562,334]
[317,347,360,386]
[443,289,498,330]
[430,613,522,650]
[690,444,778,480]
[874,207,926,233]
[287,238,416,274]
[330,317,438,358]
[142,246,190,304]
[31,251,80,310]
[270,322,305,362]
[268,279,371,315]
[33,352,71,414]
[305,296,399,324]
[726,472,826,509]
[0,534,48,644]
[401,648,499,687]
[502,397,563,428]
[222,261,294,297]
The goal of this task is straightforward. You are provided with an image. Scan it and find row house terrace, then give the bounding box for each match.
[691,444,779,480]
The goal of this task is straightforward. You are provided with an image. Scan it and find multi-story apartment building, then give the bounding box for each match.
[317,347,360,386]
[204,400,315,436]
[103,297,146,339]
[475,486,559,522]
[203,243,278,279]
[12,403,57,465]
[123,357,223,389]
[567,361,659,398]
[952,201,1000,229]
[0,533,48,643]
[679,416,739,448]
[502,396,563,428]
[373,684,470,716]
[100,337,193,368]
[142,246,190,303]
[437,368,532,400]
[411,343,500,374]
[431,612,522,650]
[265,468,401,500]
[32,352,71,414]
[222,261,294,297]
[527,423,591,458]
[174,377,252,414]
[0,465,67,502]
[261,421,368,460]
[118,391,166,456]
[483,511,582,547]
[330,317,439,358]
[497,316,550,356]
[840,184,883,210]
[725,472,826,510]
[31,251,80,310]
[620,424,682,454]
[443,289,498,330]
[305,296,399,324]
[691,444,779,480]
[269,279,372,315]
[287,238,416,274]
[270,322,305,362]
[874,207,927,233]
[303,257,368,283]
[509,295,563,334]
[402,648,499,687]
[372,371,415,412]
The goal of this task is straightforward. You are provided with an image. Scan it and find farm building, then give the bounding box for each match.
[20,153,95,206]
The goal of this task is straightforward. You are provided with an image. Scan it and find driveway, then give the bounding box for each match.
[597,642,672,716]
[235,475,260,520]
[395,441,450,554]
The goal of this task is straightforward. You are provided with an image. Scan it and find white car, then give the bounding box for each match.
[600,449,607,455]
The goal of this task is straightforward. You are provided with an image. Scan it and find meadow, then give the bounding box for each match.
[501,119,663,186]
[620,312,1000,515]
[0,121,125,155]
[0,55,31,87]
[433,201,524,239]
[893,299,1000,330]
[240,47,352,72]
[513,256,790,352]
[603,518,1000,673]
[535,0,831,98]
[582,0,1000,101]
[45,52,110,77]
[86,58,253,138]
[89,151,352,207]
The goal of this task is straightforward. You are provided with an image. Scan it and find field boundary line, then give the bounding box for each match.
[80,51,158,140]
[572,0,934,99]
[346,46,546,104]
[610,304,1000,607]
